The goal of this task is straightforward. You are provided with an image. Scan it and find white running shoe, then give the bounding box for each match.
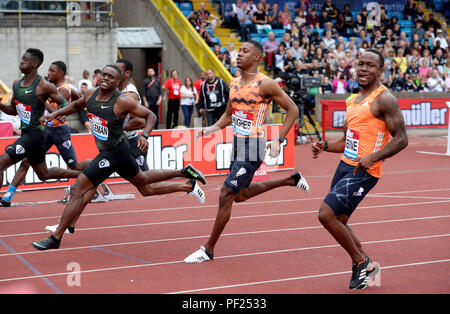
[291,171,310,193]
[184,246,213,263]
[188,181,206,204]
[45,224,72,234]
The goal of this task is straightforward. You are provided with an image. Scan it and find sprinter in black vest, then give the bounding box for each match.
[0,48,82,202]
[30,64,207,250]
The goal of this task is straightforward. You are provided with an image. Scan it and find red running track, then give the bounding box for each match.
[0,135,449,294]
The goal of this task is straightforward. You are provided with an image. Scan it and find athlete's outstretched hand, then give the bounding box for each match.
[267,140,281,158]
[312,141,324,159]
[194,126,214,141]
[40,113,54,126]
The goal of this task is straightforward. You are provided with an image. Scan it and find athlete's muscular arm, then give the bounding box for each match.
[0,80,19,115]
[116,94,156,152]
[262,79,299,157]
[353,91,408,174]
[40,88,93,125]
[121,92,146,131]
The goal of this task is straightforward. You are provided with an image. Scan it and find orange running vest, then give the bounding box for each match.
[229,72,272,138]
[45,82,72,127]
[341,84,390,178]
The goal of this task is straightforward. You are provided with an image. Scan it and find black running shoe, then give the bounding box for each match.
[30,235,61,251]
[0,199,11,207]
[349,255,370,290]
[181,164,206,184]
[366,261,380,278]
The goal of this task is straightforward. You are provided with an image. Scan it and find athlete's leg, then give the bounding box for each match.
[30,162,81,181]
[133,180,193,196]
[0,153,20,187]
[234,175,296,203]
[69,159,91,171]
[318,202,364,263]
[203,185,236,255]
[52,174,97,239]
[338,214,368,257]
[0,159,31,205]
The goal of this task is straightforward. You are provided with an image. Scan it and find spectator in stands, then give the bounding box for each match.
[237,2,256,42]
[274,42,287,75]
[435,30,448,50]
[321,76,333,94]
[143,67,162,129]
[247,0,257,14]
[180,77,197,128]
[323,31,336,51]
[283,49,297,74]
[188,10,202,32]
[394,48,408,74]
[336,57,351,80]
[403,0,418,21]
[198,2,220,23]
[333,74,347,94]
[432,48,447,75]
[322,0,338,19]
[267,3,282,29]
[405,58,420,79]
[427,69,445,92]
[163,69,182,129]
[252,2,268,27]
[263,31,280,71]
[92,69,101,87]
[319,9,332,28]
[306,8,320,29]
[296,0,310,14]
[279,4,293,30]
[342,5,354,32]
[199,21,214,46]
[353,14,366,34]
[196,68,229,126]
[347,71,359,93]
[419,57,431,78]
[228,0,242,31]
[194,71,206,97]
[223,42,238,73]
[291,39,302,60]
[335,13,346,36]
[213,43,224,62]
[412,20,425,43]
[295,9,306,27]
[391,70,406,92]
[77,69,92,91]
[405,72,418,92]
[440,22,448,37]
[78,82,90,133]
[281,32,292,49]
[299,48,312,69]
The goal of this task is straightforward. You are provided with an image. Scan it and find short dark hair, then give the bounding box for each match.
[115,58,133,73]
[245,40,263,56]
[51,61,67,74]
[365,48,384,68]
[103,64,122,77]
[25,48,44,65]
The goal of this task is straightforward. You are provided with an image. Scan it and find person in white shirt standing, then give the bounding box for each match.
[180,77,198,128]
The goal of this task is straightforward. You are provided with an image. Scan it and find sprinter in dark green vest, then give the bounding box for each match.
[30,64,206,250]
[0,48,81,202]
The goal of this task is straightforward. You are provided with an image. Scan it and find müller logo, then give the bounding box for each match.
[401,102,448,127]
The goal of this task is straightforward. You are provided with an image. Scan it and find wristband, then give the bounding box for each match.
[59,98,69,108]
[323,141,329,151]
[142,132,150,139]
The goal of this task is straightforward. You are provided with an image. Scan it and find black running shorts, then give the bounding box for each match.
[323,160,379,217]
[82,140,140,187]
[5,129,47,165]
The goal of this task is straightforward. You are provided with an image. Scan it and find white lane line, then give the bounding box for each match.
[0,234,448,284]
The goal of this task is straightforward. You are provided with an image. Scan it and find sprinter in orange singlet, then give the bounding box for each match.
[312,49,408,290]
[184,40,310,263]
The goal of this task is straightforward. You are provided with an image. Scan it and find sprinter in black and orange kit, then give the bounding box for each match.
[184,40,310,263]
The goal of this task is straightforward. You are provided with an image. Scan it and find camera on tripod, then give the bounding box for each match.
[284,72,323,143]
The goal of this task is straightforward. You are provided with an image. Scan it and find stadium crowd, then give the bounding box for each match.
[185,0,450,97]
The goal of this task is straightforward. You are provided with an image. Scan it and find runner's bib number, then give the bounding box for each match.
[344,128,360,159]
[232,109,253,136]
[15,101,31,125]
[88,113,109,141]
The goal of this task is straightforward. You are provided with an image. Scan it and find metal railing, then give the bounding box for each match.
[0,0,115,27]
[150,0,232,83]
